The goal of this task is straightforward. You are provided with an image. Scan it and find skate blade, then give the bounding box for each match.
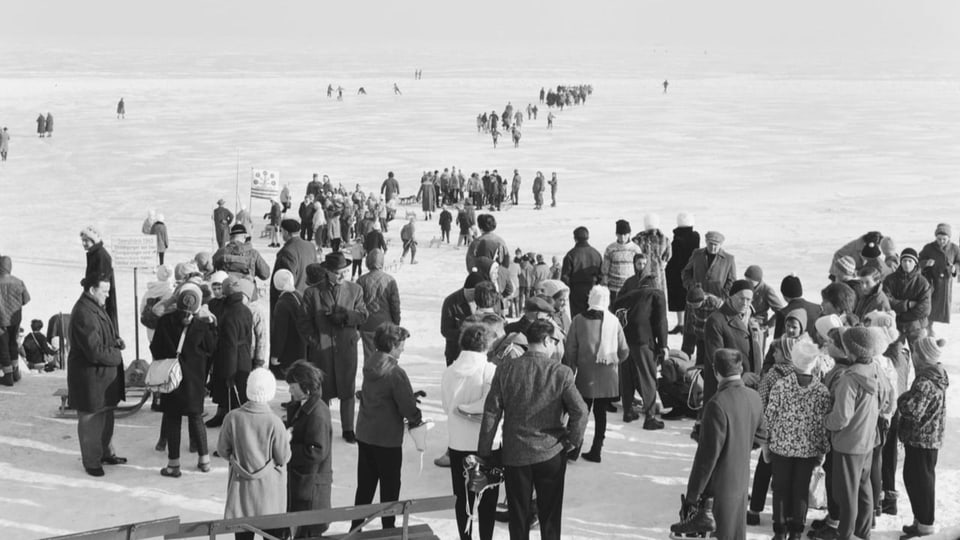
[669,533,714,539]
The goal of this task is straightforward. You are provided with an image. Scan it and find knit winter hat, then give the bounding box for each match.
[935,223,952,237]
[273,269,295,292]
[615,219,631,236]
[914,336,945,365]
[791,338,821,374]
[687,286,706,303]
[537,279,569,300]
[814,314,844,341]
[900,248,919,264]
[841,327,888,360]
[705,231,725,244]
[677,212,695,228]
[587,285,610,312]
[643,213,660,231]
[80,225,102,244]
[744,265,763,282]
[174,262,199,282]
[525,296,555,314]
[246,368,277,403]
[208,270,228,285]
[780,274,803,299]
[281,219,301,234]
[862,310,898,345]
[729,279,753,297]
[156,264,173,282]
[366,248,384,270]
[177,283,203,314]
[194,252,213,274]
[861,240,881,259]
[785,308,808,334]
[836,256,857,278]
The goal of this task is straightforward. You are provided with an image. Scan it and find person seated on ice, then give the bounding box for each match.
[22,319,58,371]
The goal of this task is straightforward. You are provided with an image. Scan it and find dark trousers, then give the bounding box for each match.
[402,240,416,262]
[504,451,566,540]
[770,453,818,534]
[750,454,773,513]
[903,445,938,526]
[77,407,116,469]
[352,259,363,279]
[870,443,883,512]
[449,448,500,540]
[583,398,613,452]
[235,529,285,540]
[352,441,402,530]
[623,344,657,417]
[444,339,460,367]
[161,411,208,461]
[881,413,900,492]
[0,312,22,372]
[833,450,873,540]
[442,228,451,243]
[823,450,838,521]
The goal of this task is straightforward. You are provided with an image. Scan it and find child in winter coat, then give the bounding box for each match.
[22,319,58,371]
[763,338,832,538]
[349,241,365,280]
[897,337,949,538]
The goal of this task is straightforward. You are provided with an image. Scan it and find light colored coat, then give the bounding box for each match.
[563,311,629,399]
[218,401,291,519]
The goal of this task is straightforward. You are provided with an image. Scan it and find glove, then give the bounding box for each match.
[116,337,126,351]
[414,389,426,404]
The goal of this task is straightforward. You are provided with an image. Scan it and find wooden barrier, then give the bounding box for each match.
[43,516,180,540]
[169,495,455,540]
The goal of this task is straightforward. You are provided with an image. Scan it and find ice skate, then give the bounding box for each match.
[669,495,715,539]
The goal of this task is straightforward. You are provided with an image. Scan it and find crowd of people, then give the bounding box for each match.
[3,173,956,540]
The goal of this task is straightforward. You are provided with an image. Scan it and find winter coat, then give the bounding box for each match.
[299,277,368,401]
[563,309,629,398]
[918,240,960,323]
[897,364,949,449]
[466,232,511,272]
[686,378,766,540]
[22,331,56,366]
[853,283,891,321]
[438,210,452,230]
[286,394,333,535]
[357,269,401,332]
[478,351,588,467]
[0,258,29,326]
[442,350,497,451]
[561,241,603,316]
[758,361,794,407]
[150,221,169,253]
[218,401,291,519]
[830,235,898,279]
[750,281,785,325]
[45,113,53,132]
[612,279,668,350]
[532,263,551,290]
[213,241,271,300]
[380,177,400,202]
[773,298,821,340]
[765,372,832,458]
[882,266,932,326]
[66,293,125,412]
[248,301,268,366]
[85,242,118,328]
[417,181,437,212]
[666,227,700,311]
[210,293,254,405]
[356,351,423,448]
[271,291,306,369]
[150,313,217,415]
[704,302,764,376]
[681,248,736,299]
[632,229,671,295]
[825,360,895,454]
[36,114,45,134]
[363,230,387,254]
[270,237,318,312]
[440,288,474,356]
[601,240,642,295]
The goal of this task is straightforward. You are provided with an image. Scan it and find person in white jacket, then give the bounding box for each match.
[441,323,500,540]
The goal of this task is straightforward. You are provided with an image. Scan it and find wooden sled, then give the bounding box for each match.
[55,386,152,419]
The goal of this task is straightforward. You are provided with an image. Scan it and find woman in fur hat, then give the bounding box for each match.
[918,223,960,334]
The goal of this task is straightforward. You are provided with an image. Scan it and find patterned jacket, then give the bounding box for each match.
[898,365,948,449]
[765,372,832,458]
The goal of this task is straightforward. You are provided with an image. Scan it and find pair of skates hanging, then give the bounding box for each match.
[669,494,715,539]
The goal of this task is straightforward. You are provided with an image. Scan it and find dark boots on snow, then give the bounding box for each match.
[670,495,715,538]
[881,490,898,515]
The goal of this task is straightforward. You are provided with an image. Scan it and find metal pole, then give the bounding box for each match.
[58,312,65,370]
[133,267,140,361]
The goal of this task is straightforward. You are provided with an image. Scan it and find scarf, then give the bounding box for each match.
[596,310,621,365]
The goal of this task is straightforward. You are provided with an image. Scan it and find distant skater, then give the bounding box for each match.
[357,87,366,95]
[511,126,521,148]
[393,83,402,95]
[337,87,343,101]
[547,111,555,129]
[491,129,499,149]
[45,113,54,137]
[549,172,558,207]
[0,127,9,161]
[36,114,46,138]
[663,80,669,93]
[327,84,333,98]
[116,98,125,119]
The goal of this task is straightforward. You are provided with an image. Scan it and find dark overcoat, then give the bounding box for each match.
[703,302,763,400]
[67,293,125,411]
[666,227,700,311]
[271,291,306,370]
[150,312,218,415]
[210,293,253,405]
[270,237,318,312]
[85,242,118,329]
[919,240,960,323]
[681,247,736,300]
[561,241,603,317]
[286,394,333,537]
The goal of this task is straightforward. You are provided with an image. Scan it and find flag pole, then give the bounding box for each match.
[234,149,240,212]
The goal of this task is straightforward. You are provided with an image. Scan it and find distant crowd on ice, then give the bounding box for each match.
[476,84,594,148]
[0,171,954,539]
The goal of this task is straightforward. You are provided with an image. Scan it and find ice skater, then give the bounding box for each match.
[511,126,521,148]
[45,113,53,137]
[327,84,333,98]
[393,83,402,95]
[547,111,555,129]
[0,127,9,161]
[36,114,46,138]
[664,80,669,93]
[116,98,125,119]
[357,87,366,95]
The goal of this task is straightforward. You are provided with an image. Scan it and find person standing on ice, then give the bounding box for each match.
[393,82,402,95]
[212,224,271,300]
[0,127,9,161]
[116,98,125,119]
[663,80,669,93]
[670,349,766,540]
[45,112,54,137]
[0,256,29,386]
[548,172,558,207]
[918,223,960,337]
[36,113,46,137]
[546,111,555,129]
[213,199,234,249]
[81,226,119,330]
[532,171,545,209]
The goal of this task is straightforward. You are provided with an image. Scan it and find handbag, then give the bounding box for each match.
[144,327,187,394]
[808,465,827,510]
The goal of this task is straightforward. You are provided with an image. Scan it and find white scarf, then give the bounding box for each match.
[596,311,621,365]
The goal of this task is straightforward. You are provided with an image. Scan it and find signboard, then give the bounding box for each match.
[110,235,157,268]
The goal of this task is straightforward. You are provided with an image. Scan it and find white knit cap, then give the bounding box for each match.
[814,314,844,340]
[677,212,695,228]
[272,269,295,292]
[791,337,820,374]
[644,213,661,231]
[587,285,610,311]
[246,368,276,403]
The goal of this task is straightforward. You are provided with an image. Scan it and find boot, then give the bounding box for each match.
[901,522,935,538]
[881,490,898,515]
[204,408,226,428]
[670,496,715,538]
[0,371,13,387]
[582,435,603,463]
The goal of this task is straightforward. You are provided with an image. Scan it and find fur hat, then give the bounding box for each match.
[900,248,919,264]
[366,248,384,271]
[729,279,753,297]
[525,296,555,314]
[643,213,660,231]
[177,283,203,314]
[281,219,300,234]
[246,368,277,403]
[705,231,725,244]
[305,263,326,286]
[791,337,821,374]
[615,219,631,236]
[862,310,898,345]
[780,274,803,299]
[744,265,763,282]
[935,223,952,237]
[208,270,228,285]
[914,336,945,365]
[841,327,887,360]
[156,264,173,282]
[80,225,102,244]
[587,285,610,312]
[686,286,706,303]
[677,212,695,228]
[273,269,295,292]
[836,256,857,279]
[174,262,199,282]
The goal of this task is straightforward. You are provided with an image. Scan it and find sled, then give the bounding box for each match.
[55,386,152,419]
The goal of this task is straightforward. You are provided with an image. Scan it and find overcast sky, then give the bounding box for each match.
[5,0,959,55]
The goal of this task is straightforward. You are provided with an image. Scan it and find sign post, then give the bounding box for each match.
[110,236,157,362]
